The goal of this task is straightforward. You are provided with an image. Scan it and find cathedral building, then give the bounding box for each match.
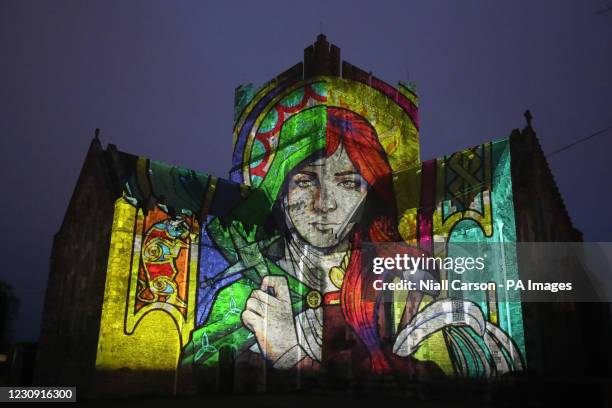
[34,35,608,397]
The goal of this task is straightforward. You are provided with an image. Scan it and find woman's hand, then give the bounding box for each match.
[241,275,301,367]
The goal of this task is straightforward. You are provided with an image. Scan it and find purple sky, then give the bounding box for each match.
[1,0,611,342]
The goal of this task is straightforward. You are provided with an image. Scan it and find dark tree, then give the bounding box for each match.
[0,281,19,351]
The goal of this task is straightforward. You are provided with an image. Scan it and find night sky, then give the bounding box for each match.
[1,0,611,342]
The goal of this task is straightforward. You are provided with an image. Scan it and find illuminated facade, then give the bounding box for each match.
[36,35,593,397]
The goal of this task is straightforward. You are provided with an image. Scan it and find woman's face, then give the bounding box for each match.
[286,144,369,248]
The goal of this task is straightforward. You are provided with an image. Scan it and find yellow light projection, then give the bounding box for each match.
[96,196,198,372]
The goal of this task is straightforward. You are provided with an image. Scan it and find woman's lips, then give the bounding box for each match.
[311,222,339,232]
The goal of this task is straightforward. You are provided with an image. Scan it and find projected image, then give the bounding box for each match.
[95,75,525,387]
[183,80,524,378]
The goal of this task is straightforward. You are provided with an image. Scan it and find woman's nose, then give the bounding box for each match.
[314,184,337,213]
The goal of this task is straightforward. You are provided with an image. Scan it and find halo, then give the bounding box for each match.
[234,76,420,188]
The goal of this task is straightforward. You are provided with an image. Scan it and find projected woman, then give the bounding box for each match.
[182,100,523,380]
[238,107,426,373]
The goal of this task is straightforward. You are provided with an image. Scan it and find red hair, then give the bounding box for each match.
[326,108,423,374]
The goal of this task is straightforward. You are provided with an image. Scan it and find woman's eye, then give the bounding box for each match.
[339,179,358,190]
[296,178,314,188]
